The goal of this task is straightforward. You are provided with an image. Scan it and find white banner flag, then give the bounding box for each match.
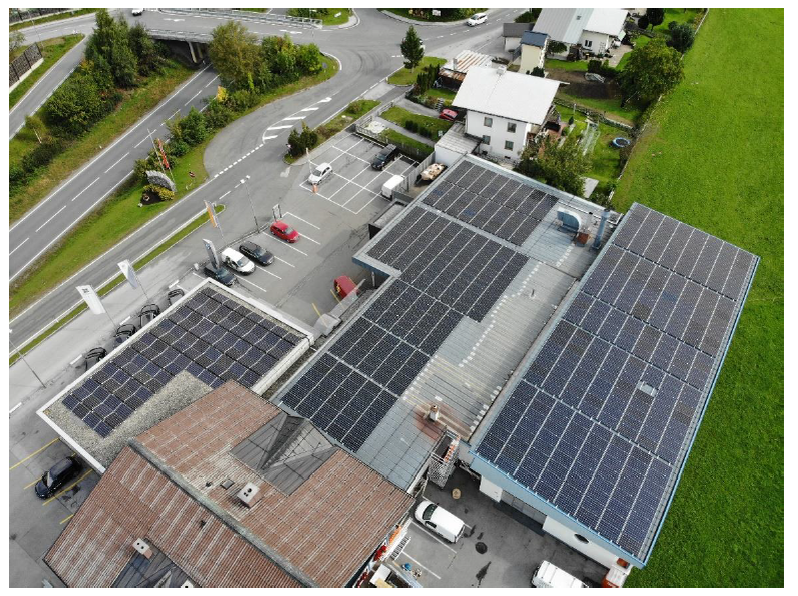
[117,259,138,290]
[76,285,105,315]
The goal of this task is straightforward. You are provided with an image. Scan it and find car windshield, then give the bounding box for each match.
[236,258,247,267]
[313,167,325,177]
[284,227,295,235]
[421,503,437,521]
[44,471,55,487]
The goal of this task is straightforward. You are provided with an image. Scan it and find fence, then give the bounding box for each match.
[553,98,636,133]
[9,8,70,24]
[160,8,322,28]
[10,43,43,87]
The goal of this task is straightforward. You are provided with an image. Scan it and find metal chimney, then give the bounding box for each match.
[593,208,611,249]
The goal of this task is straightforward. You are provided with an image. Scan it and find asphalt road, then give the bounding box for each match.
[9,6,521,364]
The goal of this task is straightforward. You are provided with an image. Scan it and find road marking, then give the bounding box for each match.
[120,315,131,324]
[300,233,321,245]
[237,276,270,295]
[219,190,231,201]
[274,256,295,268]
[410,521,458,553]
[134,136,149,148]
[103,152,129,174]
[184,89,203,106]
[318,97,332,103]
[10,237,29,256]
[262,134,279,142]
[204,75,220,88]
[399,553,442,580]
[284,212,320,229]
[300,107,319,112]
[24,477,41,489]
[60,514,75,525]
[330,288,341,303]
[264,235,308,256]
[71,177,99,201]
[35,205,67,233]
[256,266,282,280]
[169,279,181,289]
[267,124,294,130]
[282,116,306,121]
[43,469,93,505]
[10,403,23,415]
[69,355,83,366]
[10,438,59,470]
[311,302,322,318]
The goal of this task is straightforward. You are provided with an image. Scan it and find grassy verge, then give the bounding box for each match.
[380,8,484,22]
[9,205,225,366]
[10,8,99,31]
[652,7,704,34]
[10,59,194,221]
[613,8,783,587]
[285,99,379,163]
[288,8,350,26]
[382,128,433,158]
[545,58,587,72]
[555,90,642,126]
[387,56,446,86]
[381,105,452,139]
[9,35,84,109]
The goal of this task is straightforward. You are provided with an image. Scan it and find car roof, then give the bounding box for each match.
[221,247,244,258]
[241,241,260,250]
[86,347,105,356]
[51,457,74,475]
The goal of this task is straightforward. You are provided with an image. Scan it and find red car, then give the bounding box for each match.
[270,220,300,243]
[439,108,458,122]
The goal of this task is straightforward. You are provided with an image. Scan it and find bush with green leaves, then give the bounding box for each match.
[44,68,116,136]
[143,183,176,202]
[515,9,541,23]
[86,9,137,87]
[668,23,695,53]
[517,134,590,196]
[179,107,209,146]
[203,98,234,129]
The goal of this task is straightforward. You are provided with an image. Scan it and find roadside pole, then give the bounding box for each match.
[241,176,260,233]
[9,330,46,389]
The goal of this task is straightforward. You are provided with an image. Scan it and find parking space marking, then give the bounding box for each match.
[237,276,270,295]
[24,478,41,489]
[10,438,60,470]
[410,521,459,554]
[299,233,321,245]
[10,402,23,415]
[274,256,295,268]
[60,514,75,525]
[399,553,442,580]
[263,235,308,256]
[43,469,93,505]
[330,288,341,303]
[256,266,282,280]
[69,355,83,366]
[312,302,322,318]
[283,212,320,229]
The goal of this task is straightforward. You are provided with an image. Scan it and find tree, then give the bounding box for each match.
[299,121,318,152]
[400,26,424,73]
[296,43,322,75]
[180,107,209,146]
[208,21,259,90]
[645,8,665,29]
[637,14,649,30]
[668,23,695,53]
[10,30,25,58]
[86,9,138,87]
[620,38,683,105]
[518,134,590,196]
[128,23,161,75]
[515,9,541,23]
[547,40,568,55]
[45,70,107,135]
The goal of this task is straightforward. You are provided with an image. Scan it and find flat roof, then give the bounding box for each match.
[472,203,758,565]
[272,156,618,489]
[46,382,412,588]
[435,122,480,155]
[38,280,314,471]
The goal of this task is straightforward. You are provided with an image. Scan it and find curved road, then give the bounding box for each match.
[10,7,522,348]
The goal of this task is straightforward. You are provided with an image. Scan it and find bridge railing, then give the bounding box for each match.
[160,8,323,28]
[147,29,214,43]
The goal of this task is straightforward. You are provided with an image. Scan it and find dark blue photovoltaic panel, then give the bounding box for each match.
[476,203,757,562]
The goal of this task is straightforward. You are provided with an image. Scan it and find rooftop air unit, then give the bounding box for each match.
[237,482,262,508]
[181,580,195,588]
[132,538,152,559]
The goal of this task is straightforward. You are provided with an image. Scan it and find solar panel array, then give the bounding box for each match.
[476,203,757,561]
[423,160,557,245]
[61,286,304,438]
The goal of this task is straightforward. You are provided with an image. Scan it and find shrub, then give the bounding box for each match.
[10,163,27,189]
[143,183,175,202]
[405,119,417,133]
[287,127,304,157]
[299,121,318,151]
[515,9,541,23]
[21,139,64,173]
[180,107,208,146]
[531,66,545,77]
[228,89,258,112]
[169,139,189,157]
[668,23,696,53]
[203,99,234,129]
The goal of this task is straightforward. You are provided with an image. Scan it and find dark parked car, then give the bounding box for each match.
[204,262,236,286]
[138,304,160,327]
[113,323,137,346]
[239,241,274,266]
[84,347,106,371]
[168,288,185,305]
[371,144,398,170]
[34,456,81,499]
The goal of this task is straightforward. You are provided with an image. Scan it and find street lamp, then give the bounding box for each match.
[9,329,46,389]
[240,176,260,233]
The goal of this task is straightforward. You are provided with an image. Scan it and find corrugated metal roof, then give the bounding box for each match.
[585,8,628,36]
[45,382,413,588]
[533,8,628,42]
[442,49,495,75]
[503,22,534,38]
[521,30,549,48]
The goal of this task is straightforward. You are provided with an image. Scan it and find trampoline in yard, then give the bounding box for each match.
[611,137,631,148]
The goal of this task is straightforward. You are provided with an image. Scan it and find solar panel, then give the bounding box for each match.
[475,203,757,563]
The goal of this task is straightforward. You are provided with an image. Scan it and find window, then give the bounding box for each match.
[482,135,491,145]
[575,534,589,544]
[507,122,517,133]
[584,39,593,48]
[484,116,493,127]
[505,140,514,151]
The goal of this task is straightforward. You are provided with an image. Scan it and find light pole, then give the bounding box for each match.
[240,176,260,233]
[9,330,46,389]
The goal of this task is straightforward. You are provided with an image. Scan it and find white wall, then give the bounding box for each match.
[580,30,611,54]
[434,144,465,168]
[542,517,620,569]
[465,111,530,161]
[504,36,522,52]
[520,45,545,74]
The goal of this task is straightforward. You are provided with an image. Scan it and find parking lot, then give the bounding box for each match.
[392,468,608,588]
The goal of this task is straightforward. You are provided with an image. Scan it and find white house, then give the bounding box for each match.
[518,31,549,74]
[533,8,628,57]
[502,22,534,52]
[452,66,560,162]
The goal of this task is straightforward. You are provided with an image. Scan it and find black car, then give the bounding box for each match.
[138,303,160,327]
[34,456,81,499]
[371,144,398,170]
[204,262,236,286]
[167,288,185,305]
[239,241,274,266]
[113,323,137,346]
[84,347,106,371]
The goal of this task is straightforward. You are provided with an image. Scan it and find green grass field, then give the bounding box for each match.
[388,56,446,86]
[287,8,350,26]
[381,105,452,139]
[613,9,783,587]
[555,91,642,125]
[9,35,84,109]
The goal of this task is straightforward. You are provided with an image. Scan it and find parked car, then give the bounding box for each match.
[270,220,300,243]
[84,347,106,371]
[334,275,360,300]
[131,8,144,16]
[239,241,274,266]
[113,323,137,346]
[439,108,459,122]
[34,456,82,499]
[371,144,399,170]
[204,262,236,286]
[466,12,487,26]
[221,247,255,274]
[308,162,333,185]
[531,561,588,589]
[167,288,185,305]
[138,304,160,327]
[414,500,466,543]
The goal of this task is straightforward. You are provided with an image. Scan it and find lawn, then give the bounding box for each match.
[561,108,625,192]
[555,90,643,126]
[381,105,452,139]
[612,8,783,587]
[544,58,587,72]
[9,8,98,31]
[9,34,84,109]
[10,59,194,221]
[388,56,446,86]
[423,86,457,105]
[382,128,434,159]
[287,8,350,26]
[652,7,704,34]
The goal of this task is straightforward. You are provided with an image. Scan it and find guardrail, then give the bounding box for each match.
[146,28,214,43]
[161,8,322,28]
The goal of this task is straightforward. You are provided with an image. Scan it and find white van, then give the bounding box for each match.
[220,247,255,275]
[414,500,466,543]
[466,12,487,26]
[531,561,588,588]
[381,174,405,199]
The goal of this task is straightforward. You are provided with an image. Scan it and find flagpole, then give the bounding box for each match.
[213,202,227,246]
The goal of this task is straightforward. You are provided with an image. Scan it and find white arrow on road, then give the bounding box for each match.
[164,18,185,22]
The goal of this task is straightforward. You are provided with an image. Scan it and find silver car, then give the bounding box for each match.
[308,162,332,185]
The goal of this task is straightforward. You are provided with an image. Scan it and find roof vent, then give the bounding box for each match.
[220,478,235,490]
[132,538,152,559]
[497,64,508,75]
[237,482,262,508]
[428,404,441,422]
[181,580,195,588]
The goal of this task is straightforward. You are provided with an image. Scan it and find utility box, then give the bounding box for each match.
[237,482,262,508]
[132,539,152,559]
[381,175,404,199]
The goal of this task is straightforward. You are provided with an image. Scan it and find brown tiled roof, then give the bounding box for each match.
[47,382,413,588]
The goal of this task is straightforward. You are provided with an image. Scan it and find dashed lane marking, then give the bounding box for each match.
[72,177,100,201]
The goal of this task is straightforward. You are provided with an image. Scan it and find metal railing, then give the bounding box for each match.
[146,28,213,43]
[160,8,322,28]
[10,43,43,86]
[9,8,71,24]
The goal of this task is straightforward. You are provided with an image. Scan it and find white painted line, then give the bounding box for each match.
[410,521,458,554]
[103,152,129,174]
[399,553,442,580]
[9,403,23,415]
[219,190,231,201]
[184,89,202,106]
[282,116,306,121]
[204,75,220,88]
[10,237,29,256]
[284,212,320,229]
[134,136,149,148]
[35,205,67,233]
[299,233,320,245]
[168,279,181,289]
[257,266,282,280]
[238,276,270,295]
[274,256,295,268]
[264,235,308,256]
[318,97,332,103]
[267,124,293,130]
[120,315,131,324]
[69,355,83,366]
[300,107,319,112]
